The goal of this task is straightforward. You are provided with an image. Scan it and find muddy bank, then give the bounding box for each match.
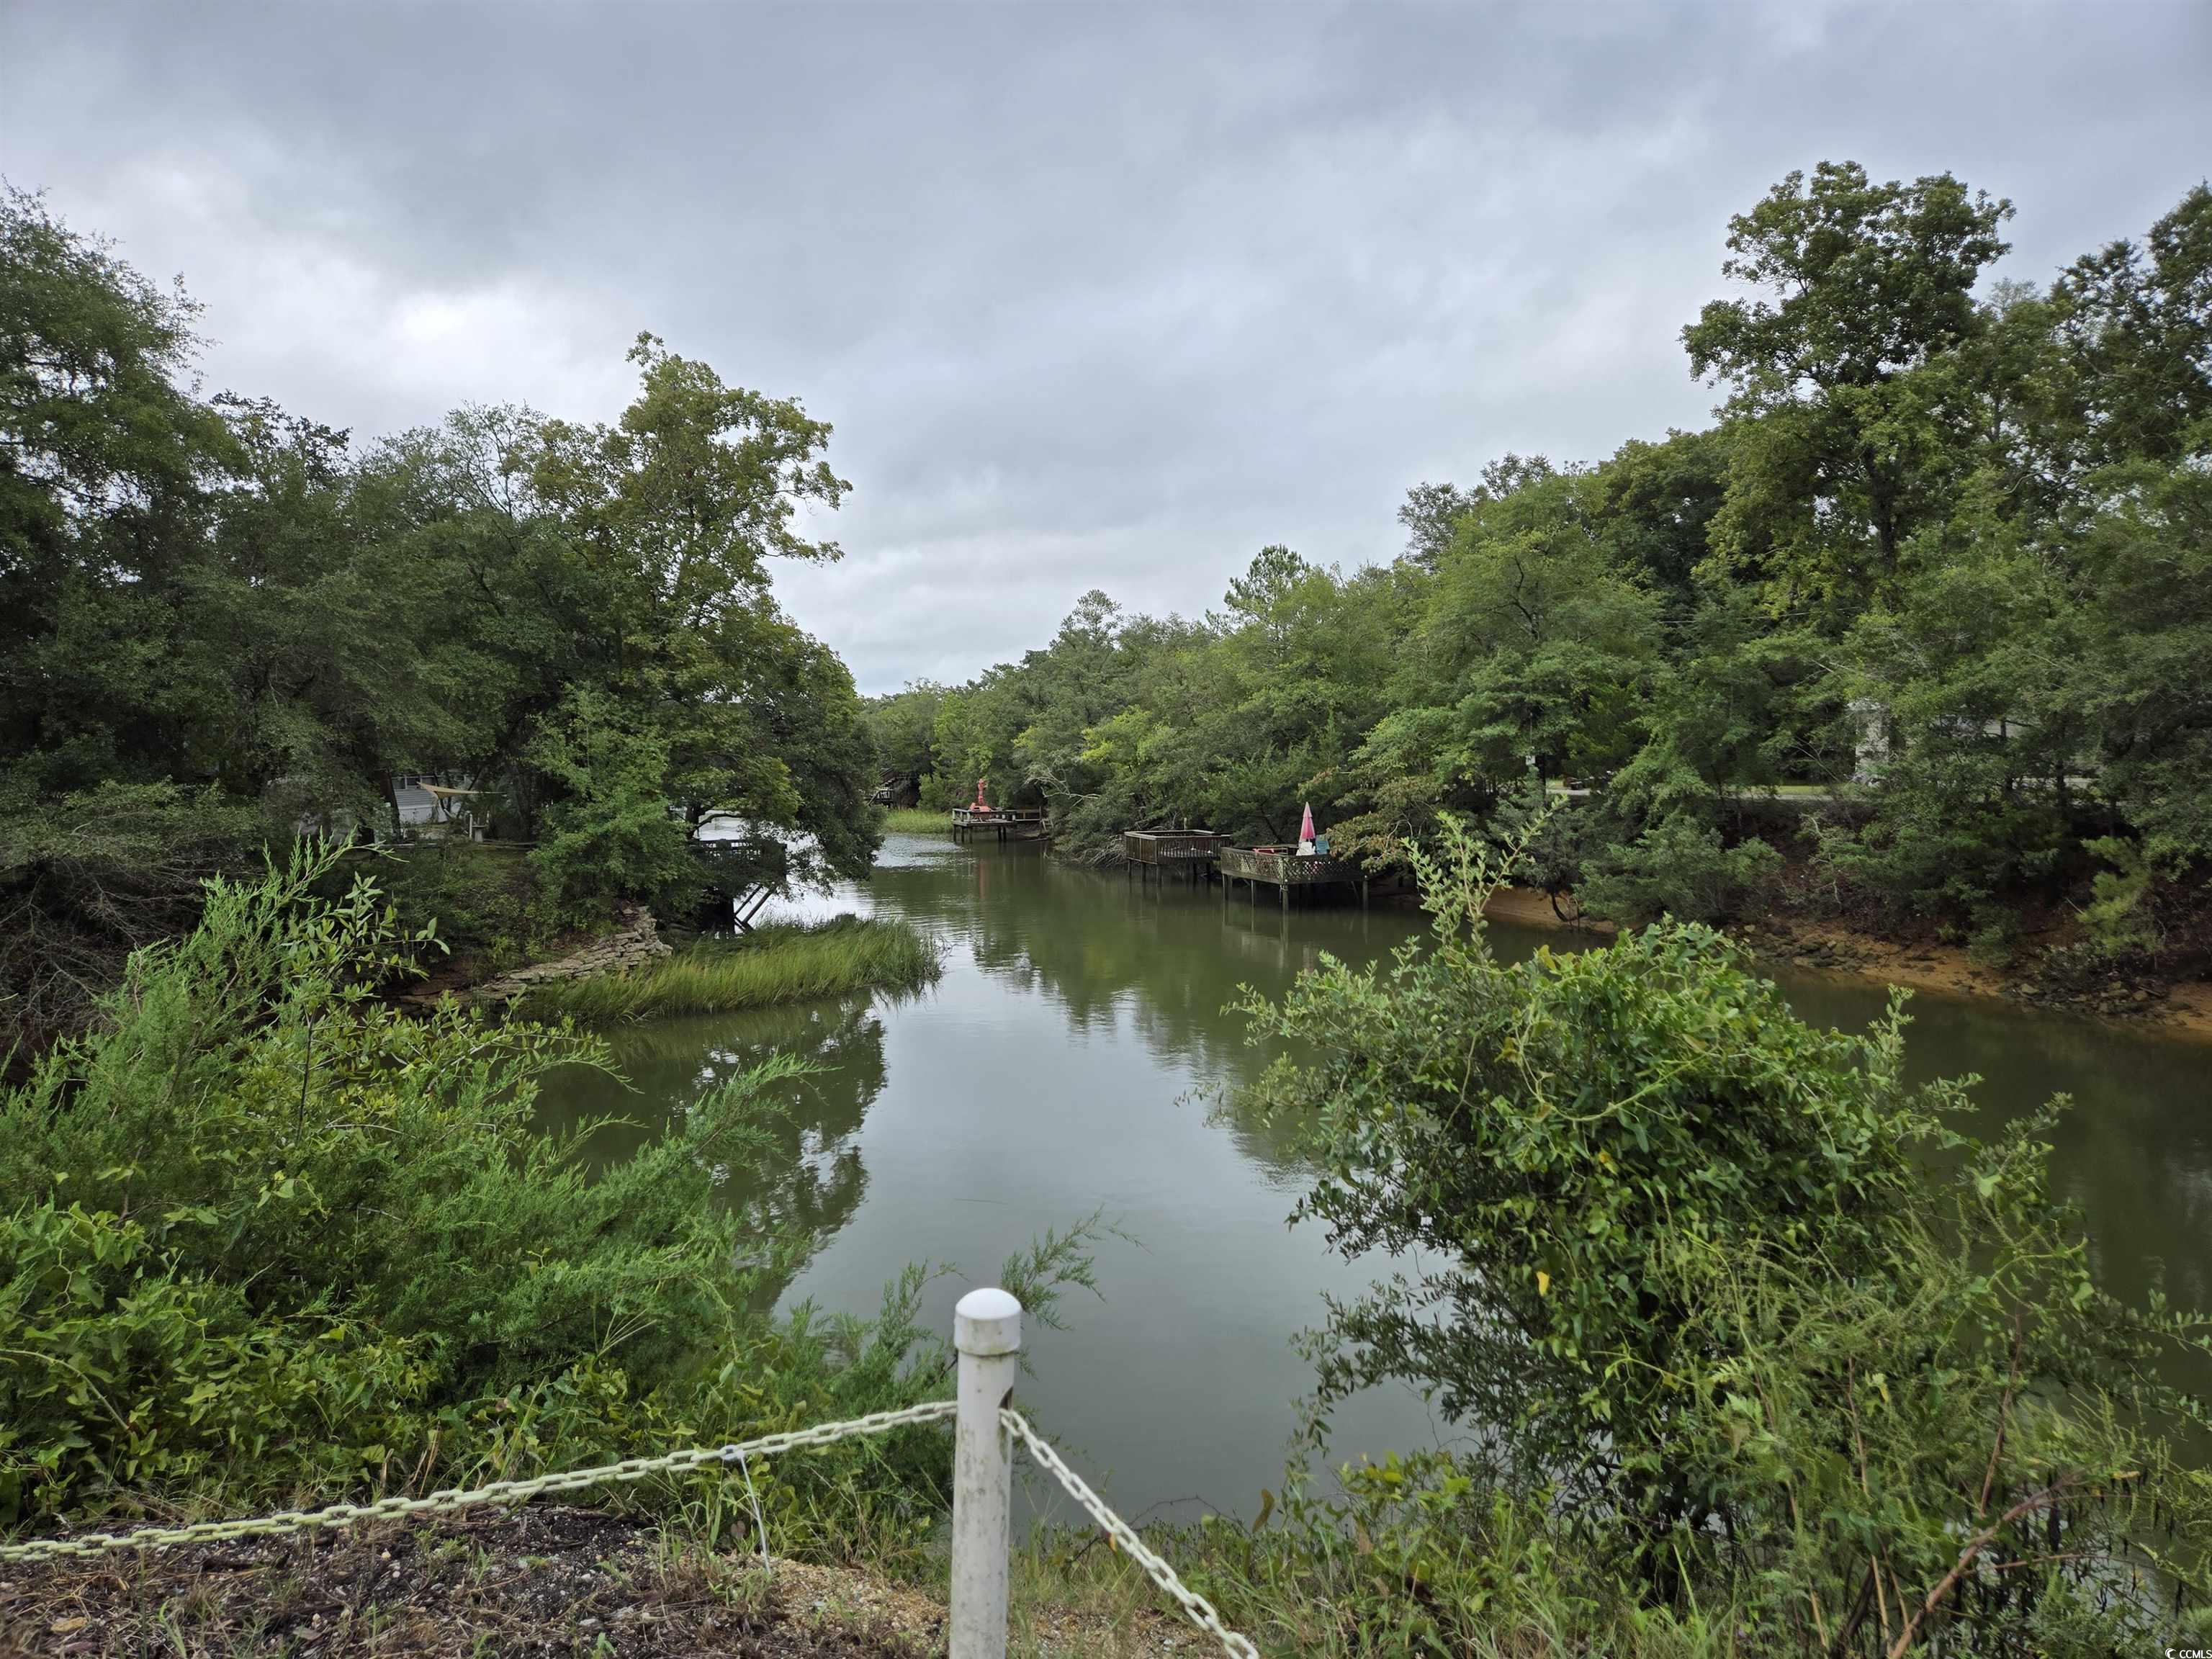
[1478,886,2212,1043]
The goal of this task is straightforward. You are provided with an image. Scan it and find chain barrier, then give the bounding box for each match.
[3,1395,1264,1657]
[0,1398,957,1565]
[1001,1406,1261,1659]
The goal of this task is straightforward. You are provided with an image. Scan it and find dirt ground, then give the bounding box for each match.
[1482,885,2212,1043]
[0,1506,1193,1659]
[0,1508,910,1658]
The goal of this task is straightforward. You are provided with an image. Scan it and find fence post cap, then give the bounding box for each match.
[954,1287,1022,1356]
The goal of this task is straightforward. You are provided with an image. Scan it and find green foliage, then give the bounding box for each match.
[0,848,968,1549]
[1229,817,2212,1648]
[2077,833,2167,958]
[1049,1456,1721,1659]
[0,781,272,1065]
[527,688,701,922]
[863,682,948,786]
[514,918,942,1024]
[1,199,886,1058]
[1686,161,2013,606]
[362,840,558,965]
[0,188,238,800]
[1580,812,1782,926]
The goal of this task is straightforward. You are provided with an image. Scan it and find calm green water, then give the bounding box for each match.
[538,832,2212,1526]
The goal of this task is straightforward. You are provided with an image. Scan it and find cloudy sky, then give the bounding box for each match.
[4,3,2207,693]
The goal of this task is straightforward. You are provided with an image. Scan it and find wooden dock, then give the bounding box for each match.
[953,806,1050,843]
[1122,830,1227,884]
[1219,845,1367,910]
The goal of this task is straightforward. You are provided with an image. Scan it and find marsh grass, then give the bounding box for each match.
[876,807,951,835]
[516,917,941,1023]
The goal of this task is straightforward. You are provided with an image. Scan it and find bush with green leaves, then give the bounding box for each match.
[0,845,1090,1560]
[527,688,704,924]
[1579,810,1781,925]
[348,840,559,966]
[1231,815,2212,1652]
[0,781,273,1066]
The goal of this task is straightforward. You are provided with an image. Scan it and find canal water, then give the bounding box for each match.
[539,832,2212,1527]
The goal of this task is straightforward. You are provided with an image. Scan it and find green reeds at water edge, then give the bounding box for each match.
[517,917,942,1023]
[876,806,953,835]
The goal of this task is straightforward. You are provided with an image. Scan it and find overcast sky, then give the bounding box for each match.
[4,3,2207,693]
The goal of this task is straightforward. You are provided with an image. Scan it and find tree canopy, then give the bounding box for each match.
[0,186,881,1053]
[871,166,2212,989]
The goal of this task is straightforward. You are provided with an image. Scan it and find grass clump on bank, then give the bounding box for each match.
[876,806,950,835]
[516,917,941,1024]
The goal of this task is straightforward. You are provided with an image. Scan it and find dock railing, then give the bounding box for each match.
[1219,846,1368,909]
[0,1290,1259,1659]
[1122,830,1227,864]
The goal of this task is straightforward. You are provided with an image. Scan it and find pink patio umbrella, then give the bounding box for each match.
[1298,801,1316,852]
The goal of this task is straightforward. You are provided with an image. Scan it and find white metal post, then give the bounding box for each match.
[950,1287,1022,1659]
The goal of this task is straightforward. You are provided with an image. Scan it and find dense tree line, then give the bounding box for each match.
[870,163,2211,984]
[0,187,879,1053]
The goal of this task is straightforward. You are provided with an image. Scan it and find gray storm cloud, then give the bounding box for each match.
[3,1,2206,691]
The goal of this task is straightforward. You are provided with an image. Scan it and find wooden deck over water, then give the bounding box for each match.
[1123,830,1226,863]
[1219,846,1367,909]
[1121,830,1226,885]
[952,806,1049,842]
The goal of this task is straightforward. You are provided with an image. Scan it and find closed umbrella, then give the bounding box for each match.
[1297,801,1316,855]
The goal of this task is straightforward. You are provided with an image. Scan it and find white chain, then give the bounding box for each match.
[0,1398,958,1564]
[1002,1407,1262,1659]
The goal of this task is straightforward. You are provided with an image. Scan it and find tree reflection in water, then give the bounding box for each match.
[536,994,891,1310]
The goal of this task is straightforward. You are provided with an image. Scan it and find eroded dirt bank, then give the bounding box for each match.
[1478,886,2212,1043]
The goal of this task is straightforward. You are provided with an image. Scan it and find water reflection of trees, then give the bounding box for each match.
[558,995,892,1306]
[869,848,1419,1170]
[878,845,2212,1336]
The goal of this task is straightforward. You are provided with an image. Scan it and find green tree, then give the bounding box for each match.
[1686,162,2013,607]
[0,186,238,796]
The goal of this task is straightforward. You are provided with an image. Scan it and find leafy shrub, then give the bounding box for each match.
[0,781,271,1064]
[2074,832,2186,962]
[1966,908,2021,969]
[529,688,703,924]
[355,841,558,963]
[1229,815,2212,1650]
[0,845,1015,1553]
[1579,811,1781,925]
[1802,785,2064,926]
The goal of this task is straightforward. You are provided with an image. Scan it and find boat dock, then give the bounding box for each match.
[1219,845,1368,910]
[1122,830,1228,884]
[953,806,1050,843]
